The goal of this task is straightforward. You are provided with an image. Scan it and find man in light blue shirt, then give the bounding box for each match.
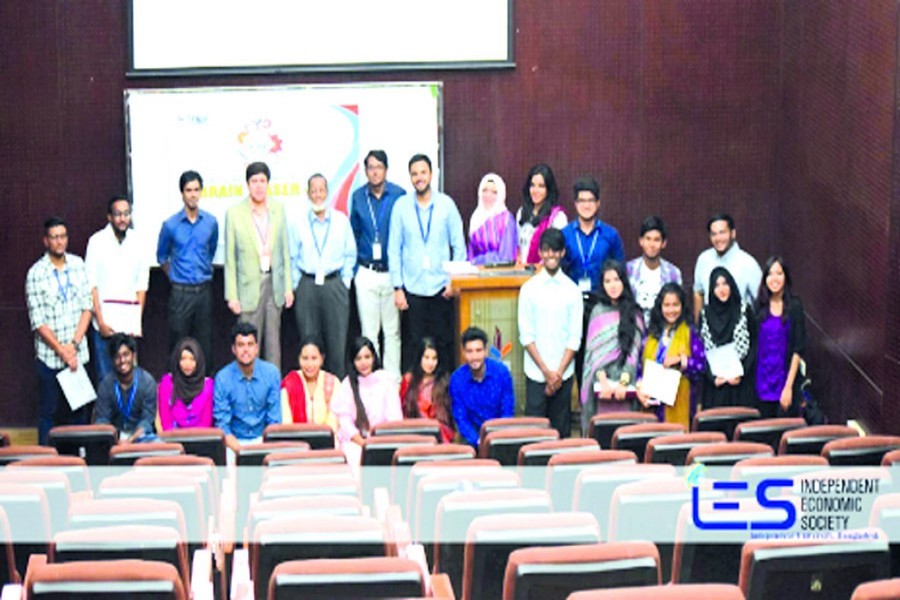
[388,154,466,370]
[214,322,282,449]
[289,174,357,378]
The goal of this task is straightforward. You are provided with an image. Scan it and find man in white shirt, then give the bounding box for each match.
[518,228,583,437]
[692,213,762,322]
[289,174,357,378]
[84,194,150,383]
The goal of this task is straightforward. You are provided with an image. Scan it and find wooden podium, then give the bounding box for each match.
[451,269,532,413]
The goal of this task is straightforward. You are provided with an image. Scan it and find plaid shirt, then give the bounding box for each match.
[25,253,92,369]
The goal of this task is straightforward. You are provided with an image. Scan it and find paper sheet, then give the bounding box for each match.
[102,299,142,336]
[641,360,682,406]
[706,343,745,379]
[56,363,97,411]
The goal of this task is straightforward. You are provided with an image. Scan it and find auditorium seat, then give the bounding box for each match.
[610,422,685,462]
[546,449,637,511]
[108,442,185,466]
[869,493,900,576]
[0,483,51,583]
[48,424,117,466]
[263,423,336,449]
[258,468,359,502]
[133,455,219,523]
[98,474,206,543]
[268,556,426,600]
[517,438,600,489]
[67,498,187,543]
[686,441,774,466]
[158,427,227,466]
[391,443,476,504]
[8,455,92,494]
[567,583,744,599]
[852,578,900,600]
[406,459,503,533]
[262,448,347,467]
[0,470,71,535]
[733,417,806,451]
[0,505,17,585]
[433,488,552,597]
[462,512,601,600]
[361,434,436,467]
[372,418,444,443]
[503,541,660,600]
[0,444,57,466]
[24,558,187,600]
[479,427,560,466]
[739,534,890,600]
[587,412,657,449]
[246,494,364,548]
[644,432,727,466]
[251,514,389,600]
[235,441,315,532]
[730,454,828,490]
[479,417,551,448]
[778,424,859,455]
[692,406,760,440]
[823,435,900,466]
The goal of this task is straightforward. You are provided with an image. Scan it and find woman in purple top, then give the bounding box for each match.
[755,256,806,418]
[467,173,517,266]
[157,337,214,430]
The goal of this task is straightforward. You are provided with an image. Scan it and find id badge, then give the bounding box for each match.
[315,269,325,286]
[578,277,591,292]
[260,255,271,273]
[422,255,432,270]
[372,242,382,261]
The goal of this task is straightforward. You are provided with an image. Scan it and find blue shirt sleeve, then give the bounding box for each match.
[208,217,219,264]
[447,202,466,261]
[213,372,233,436]
[388,202,404,289]
[156,220,172,266]
[450,372,478,447]
[499,365,515,418]
[265,368,282,426]
[610,229,625,262]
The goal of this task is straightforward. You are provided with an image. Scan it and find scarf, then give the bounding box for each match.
[469,172,508,236]
[282,370,336,424]
[526,205,564,264]
[701,267,750,358]
[170,337,206,404]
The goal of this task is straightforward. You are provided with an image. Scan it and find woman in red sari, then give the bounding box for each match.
[399,337,455,442]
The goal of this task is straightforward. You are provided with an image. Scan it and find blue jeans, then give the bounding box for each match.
[36,359,89,446]
[91,327,112,384]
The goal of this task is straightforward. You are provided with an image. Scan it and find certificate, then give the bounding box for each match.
[640,360,682,407]
[102,299,142,336]
[706,343,745,379]
[56,364,97,411]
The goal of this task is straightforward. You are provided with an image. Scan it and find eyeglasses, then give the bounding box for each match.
[111,210,132,218]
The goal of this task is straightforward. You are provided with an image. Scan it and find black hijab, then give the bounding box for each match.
[705,267,742,345]
[170,337,206,404]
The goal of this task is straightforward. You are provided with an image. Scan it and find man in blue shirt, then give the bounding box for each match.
[213,322,281,450]
[157,170,218,365]
[560,176,624,387]
[388,154,466,370]
[449,327,515,447]
[350,150,406,378]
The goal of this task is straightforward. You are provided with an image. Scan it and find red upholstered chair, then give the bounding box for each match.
[246,494,364,549]
[67,498,188,542]
[479,417,551,448]
[263,422,336,449]
[546,449,637,511]
[610,422,685,462]
[262,448,347,467]
[730,454,828,490]
[882,449,900,466]
[268,557,426,600]
[24,558,187,600]
[685,441,774,466]
[479,427,560,465]
[372,418,444,443]
[868,493,900,576]
[823,435,900,466]
[8,455,92,494]
[644,432,727,466]
[0,470,71,535]
[692,406,760,439]
[391,443,476,504]
[133,455,219,523]
[517,438,599,488]
[0,483,52,583]
[852,578,900,600]
[108,442,185,466]
[502,541,660,600]
[462,512,601,600]
[98,473,206,542]
[0,444,57,467]
[733,417,806,451]
[0,505,17,585]
[158,426,227,465]
[406,459,503,534]
[258,468,360,502]
[567,583,744,599]
[48,424,117,466]
[361,434,436,467]
[588,412,658,449]
[778,424,859,455]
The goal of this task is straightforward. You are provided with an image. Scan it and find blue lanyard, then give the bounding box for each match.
[309,212,332,258]
[415,203,434,244]
[115,373,138,419]
[53,268,71,302]
[365,192,389,243]
[576,226,600,266]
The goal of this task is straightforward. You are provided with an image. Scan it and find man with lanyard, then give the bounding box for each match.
[94,333,157,442]
[561,176,625,387]
[388,154,466,370]
[225,161,294,371]
[26,216,93,445]
[157,170,218,365]
[289,173,356,378]
[86,194,149,384]
[350,149,406,378]
[626,215,683,324]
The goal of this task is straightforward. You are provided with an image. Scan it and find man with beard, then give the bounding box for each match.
[93,333,157,442]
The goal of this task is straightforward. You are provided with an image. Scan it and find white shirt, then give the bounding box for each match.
[518,267,583,382]
[693,241,763,305]
[84,224,150,330]
[633,263,663,323]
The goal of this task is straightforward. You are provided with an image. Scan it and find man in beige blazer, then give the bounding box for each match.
[224,161,294,370]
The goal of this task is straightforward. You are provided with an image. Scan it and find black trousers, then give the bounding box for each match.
[168,282,213,366]
[405,291,455,372]
[525,376,574,438]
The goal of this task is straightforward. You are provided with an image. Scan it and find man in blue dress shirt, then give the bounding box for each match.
[213,322,281,450]
[350,150,406,378]
[157,170,219,364]
[289,174,357,378]
[388,154,466,370]
[449,327,515,447]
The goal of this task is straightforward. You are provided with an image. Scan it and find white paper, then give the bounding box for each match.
[56,364,97,411]
[441,260,478,275]
[641,360,682,406]
[706,343,745,379]
[102,300,143,336]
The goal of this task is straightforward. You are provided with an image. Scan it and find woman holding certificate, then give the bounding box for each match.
[636,283,706,429]
[698,267,758,409]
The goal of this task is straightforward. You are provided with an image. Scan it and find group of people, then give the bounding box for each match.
[25,151,805,448]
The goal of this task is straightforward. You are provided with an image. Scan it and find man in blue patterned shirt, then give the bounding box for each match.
[449,327,515,447]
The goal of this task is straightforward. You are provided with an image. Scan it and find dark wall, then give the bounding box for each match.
[1,0,782,426]
[777,0,899,432]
